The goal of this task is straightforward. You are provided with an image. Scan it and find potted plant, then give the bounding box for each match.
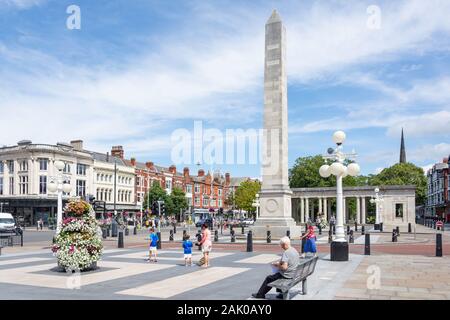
[51,200,103,272]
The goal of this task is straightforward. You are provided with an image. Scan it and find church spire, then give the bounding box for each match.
[399,128,406,163]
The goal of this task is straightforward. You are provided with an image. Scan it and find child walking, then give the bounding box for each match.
[182,234,193,266]
[147,228,159,262]
[300,224,317,258]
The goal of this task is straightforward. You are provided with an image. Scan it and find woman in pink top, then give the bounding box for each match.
[198,223,212,267]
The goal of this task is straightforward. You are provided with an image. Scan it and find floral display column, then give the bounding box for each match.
[52,200,103,271]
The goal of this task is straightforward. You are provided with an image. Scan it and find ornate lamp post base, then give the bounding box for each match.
[330,241,349,261]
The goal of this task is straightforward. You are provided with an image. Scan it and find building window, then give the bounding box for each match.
[218,188,222,196]
[136,177,141,186]
[7,160,14,173]
[9,177,14,195]
[19,176,28,195]
[76,180,86,197]
[203,198,208,207]
[395,204,404,218]
[39,159,48,171]
[19,160,28,172]
[186,184,192,194]
[0,177,3,195]
[194,184,200,193]
[218,199,222,207]
[39,176,47,194]
[195,197,200,206]
[165,179,172,190]
[77,164,87,176]
[0,162,3,174]
[63,163,71,174]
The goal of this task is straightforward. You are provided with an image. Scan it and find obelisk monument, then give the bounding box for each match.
[252,10,302,239]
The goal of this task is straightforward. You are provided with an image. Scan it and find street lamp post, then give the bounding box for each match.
[319,131,360,261]
[252,193,260,220]
[370,188,384,231]
[48,160,72,233]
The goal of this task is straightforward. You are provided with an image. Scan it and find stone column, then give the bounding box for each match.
[361,197,366,224]
[300,197,305,223]
[328,198,332,220]
[318,197,323,215]
[343,197,347,223]
[305,197,310,222]
[2,160,9,195]
[323,197,328,218]
[356,197,361,224]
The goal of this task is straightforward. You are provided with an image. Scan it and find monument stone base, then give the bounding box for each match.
[251,188,303,240]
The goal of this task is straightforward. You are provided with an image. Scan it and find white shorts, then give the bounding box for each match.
[149,246,157,252]
[184,254,192,259]
[202,246,212,253]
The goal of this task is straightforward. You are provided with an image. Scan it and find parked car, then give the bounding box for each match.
[0,213,17,234]
[195,218,213,228]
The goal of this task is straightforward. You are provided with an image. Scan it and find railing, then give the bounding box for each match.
[0,233,23,248]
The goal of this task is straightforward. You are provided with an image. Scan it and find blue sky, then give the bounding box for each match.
[1,0,450,178]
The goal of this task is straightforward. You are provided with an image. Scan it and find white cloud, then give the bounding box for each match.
[0,0,46,9]
[409,143,450,163]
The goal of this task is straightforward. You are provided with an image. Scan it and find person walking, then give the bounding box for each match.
[197,224,212,268]
[182,234,193,267]
[300,224,317,258]
[147,228,159,262]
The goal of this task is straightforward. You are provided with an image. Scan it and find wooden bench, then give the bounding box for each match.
[268,256,319,300]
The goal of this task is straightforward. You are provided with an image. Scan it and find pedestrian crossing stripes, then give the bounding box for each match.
[117,266,250,298]
[109,250,234,261]
[234,254,281,264]
[0,257,52,266]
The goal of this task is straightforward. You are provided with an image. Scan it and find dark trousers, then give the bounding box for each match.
[256,273,283,297]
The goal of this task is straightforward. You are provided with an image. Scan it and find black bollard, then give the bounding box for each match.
[173,225,177,234]
[408,223,412,233]
[349,230,354,243]
[301,233,306,253]
[197,230,202,251]
[436,233,443,257]
[396,226,400,236]
[214,230,219,242]
[328,228,333,243]
[231,230,236,243]
[434,221,437,230]
[157,232,162,249]
[333,224,336,235]
[125,227,129,236]
[242,226,245,235]
[347,225,350,235]
[169,230,174,241]
[380,222,383,232]
[286,230,291,239]
[183,229,187,238]
[102,228,107,239]
[267,230,271,244]
[355,222,358,232]
[133,226,137,235]
[118,231,124,248]
[318,225,322,235]
[364,234,370,255]
[111,222,118,237]
[392,229,397,242]
[246,231,253,252]
[361,225,365,235]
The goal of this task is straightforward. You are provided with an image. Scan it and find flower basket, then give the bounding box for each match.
[52,200,103,272]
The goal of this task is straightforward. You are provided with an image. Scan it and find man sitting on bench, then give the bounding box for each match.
[252,236,300,299]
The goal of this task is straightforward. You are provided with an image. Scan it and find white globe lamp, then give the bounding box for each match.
[62,183,72,194]
[48,181,57,193]
[330,162,345,176]
[347,163,360,177]
[375,187,380,193]
[332,131,346,145]
[54,160,65,171]
[341,166,348,178]
[319,165,331,178]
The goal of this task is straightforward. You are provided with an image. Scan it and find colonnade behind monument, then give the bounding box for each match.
[291,185,416,228]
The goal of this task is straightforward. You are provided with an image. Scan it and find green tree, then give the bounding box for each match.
[168,187,189,218]
[234,180,261,214]
[143,181,168,213]
[368,162,426,205]
[289,155,368,188]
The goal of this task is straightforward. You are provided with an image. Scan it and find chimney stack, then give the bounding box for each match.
[169,165,176,174]
[145,162,154,170]
[130,158,136,166]
[70,140,83,151]
[183,167,190,177]
[225,172,231,184]
[111,146,124,159]
[198,169,205,177]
